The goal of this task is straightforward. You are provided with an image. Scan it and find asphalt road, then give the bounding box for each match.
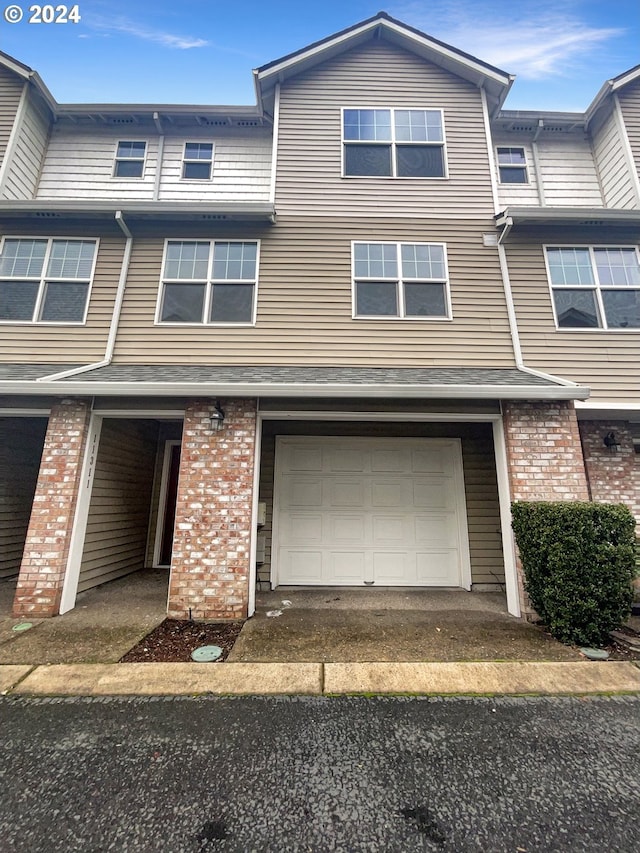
[1,695,638,852]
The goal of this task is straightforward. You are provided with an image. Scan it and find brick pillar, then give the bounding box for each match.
[502,400,590,616]
[168,398,257,620]
[13,399,91,618]
[579,420,640,524]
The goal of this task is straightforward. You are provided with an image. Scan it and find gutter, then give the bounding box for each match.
[37,212,133,382]
[0,380,590,401]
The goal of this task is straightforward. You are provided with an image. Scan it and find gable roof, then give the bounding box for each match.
[586,63,640,125]
[254,11,514,117]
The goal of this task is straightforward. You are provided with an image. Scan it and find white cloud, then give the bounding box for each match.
[390,1,623,77]
[88,15,208,50]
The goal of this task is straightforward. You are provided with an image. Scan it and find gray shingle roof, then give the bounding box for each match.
[0,363,83,380]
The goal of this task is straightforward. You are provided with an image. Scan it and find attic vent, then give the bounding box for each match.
[542,126,565,132]
[34,211,60,218]
[236,120,260,127]
[199,118,229,126]
[579,220,605,226]
[511,125,534,132]
[110,117,135,125]
[200,214,228,220]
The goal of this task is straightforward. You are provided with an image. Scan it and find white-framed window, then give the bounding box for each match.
[497,146,528,183]
[352,241,451,319]
[0,237,98,324]
[343,108,446,178]
[545,246,640,329]
[113,140,147,178]
[157,239,259,325]
[182,142,214,180]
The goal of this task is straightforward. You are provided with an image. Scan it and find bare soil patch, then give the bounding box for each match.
[120,619,244,663]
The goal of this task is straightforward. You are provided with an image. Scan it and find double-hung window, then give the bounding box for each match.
[353,241,450,319]
[0,237,98,323]
[182,142,213,180]
[158,240,258,325]
[546,246,640,329]
[497,146,528,183]
[343,109,446,178]
[113,140,147,178]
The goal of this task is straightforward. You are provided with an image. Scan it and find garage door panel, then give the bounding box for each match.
[411,448,454,474]
[371,515,407,543]
[328,551,366,583]
[414,513,459,546]
[370,448,408,472]
[373,552,411,583]
[371,481,405,507]
[280,550,323,583]
[327,449,367,473]
[282,513,324,543]
[330,481,364,506]
[416,551,460,585]
[330,514,366,541]
[288,479,323,508]
[412,479,456,510]
[288,447,323,472]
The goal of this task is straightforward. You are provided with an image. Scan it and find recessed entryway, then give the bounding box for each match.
[272,436,471,588]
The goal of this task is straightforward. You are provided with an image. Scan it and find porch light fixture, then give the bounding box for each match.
[209,401,225,432]
[603,431,619,452]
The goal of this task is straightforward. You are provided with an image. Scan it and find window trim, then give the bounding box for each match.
[155,238,260,327]
[341,107,448,180]
[350,240,452,321]
[0,235,100,326]
[181,141,214,182]
[112,139,148,180]
[544,243,640,332]
[496,146,529,185]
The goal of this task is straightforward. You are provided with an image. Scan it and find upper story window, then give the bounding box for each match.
[546,246,640,329]
[352,241,451,319]
[113,140,147,178]
[497,146,528,184]
[158,240,258,325]
[182,142,214,180]
[343,109,446,178]
[0,237,98,324]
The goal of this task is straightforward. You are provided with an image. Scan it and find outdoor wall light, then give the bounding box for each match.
[603,431,620,452]
[209,401,225,432]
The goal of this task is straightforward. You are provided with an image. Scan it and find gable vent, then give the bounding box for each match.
[109,117,136,125]
[200,214,228,220]
[579,220,605,226]
[34,211,60,218]
[542,126,566,132]
[510,125,535,132]
[198,118,229,126]
[236,120,260,127]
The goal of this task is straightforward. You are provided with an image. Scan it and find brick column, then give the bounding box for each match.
[13,399,91,618]
[579,420,640,524]
[168,398,257,620]
[502,400,590,616]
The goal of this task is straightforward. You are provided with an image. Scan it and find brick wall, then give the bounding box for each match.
[12,399,91,618]
[168,398,257,620]
[579,420,640,524]
[502,400,590,616]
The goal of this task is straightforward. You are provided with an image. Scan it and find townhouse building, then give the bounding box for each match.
[0,12,638,624]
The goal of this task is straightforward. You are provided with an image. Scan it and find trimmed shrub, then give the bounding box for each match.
[511,501,636,646]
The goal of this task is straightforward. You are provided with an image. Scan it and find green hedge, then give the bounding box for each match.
[511,501,636,646]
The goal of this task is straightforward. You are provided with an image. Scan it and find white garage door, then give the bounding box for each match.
[273,437,471,587]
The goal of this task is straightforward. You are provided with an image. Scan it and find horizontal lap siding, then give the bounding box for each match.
[78,419,158,592]
[158,132,271,201]
[506,233,640,401]
[275,41,495,216]
[0,70,23,167]
[257,422,504,587]
[592,105,637,208]
[0,237,126,362]
[618,80,640,178]
[0,417,47,578]
[492,135,540,207]
[2,94,50,200]
[536,134,603,206]
[113,218,515,366]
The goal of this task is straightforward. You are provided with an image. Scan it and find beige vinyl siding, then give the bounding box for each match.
[591,103,638,209]
[535,133,603,206]
[0,417,47,579]
[2,93,50,200]
[257,421,505,588]
[0,236,126,363]
[158,131,271,201]
[78,419,159,593]
[618,79,640,179]
[506,232,640,402]
[113,217,515,366]
[275,41,495,216]
[492,135,540,206]
[0,69,23,167]
[37,128,158,199]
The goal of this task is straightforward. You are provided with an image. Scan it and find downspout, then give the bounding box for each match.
[531,120,546,206]
[39,211,133,382]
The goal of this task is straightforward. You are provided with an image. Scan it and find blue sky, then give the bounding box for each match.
[0,1,638,111]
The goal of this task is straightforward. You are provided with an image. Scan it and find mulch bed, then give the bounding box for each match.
[120,619,244,663]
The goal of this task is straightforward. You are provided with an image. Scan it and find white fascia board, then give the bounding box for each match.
[611,66,640,92]
[0,381,590,400]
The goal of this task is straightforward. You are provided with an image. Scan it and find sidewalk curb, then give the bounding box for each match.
[2,661,640,697]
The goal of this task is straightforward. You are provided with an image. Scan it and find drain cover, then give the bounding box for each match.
[12,622,33,632]
[579,647,609,660]
[191,645,223,662]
